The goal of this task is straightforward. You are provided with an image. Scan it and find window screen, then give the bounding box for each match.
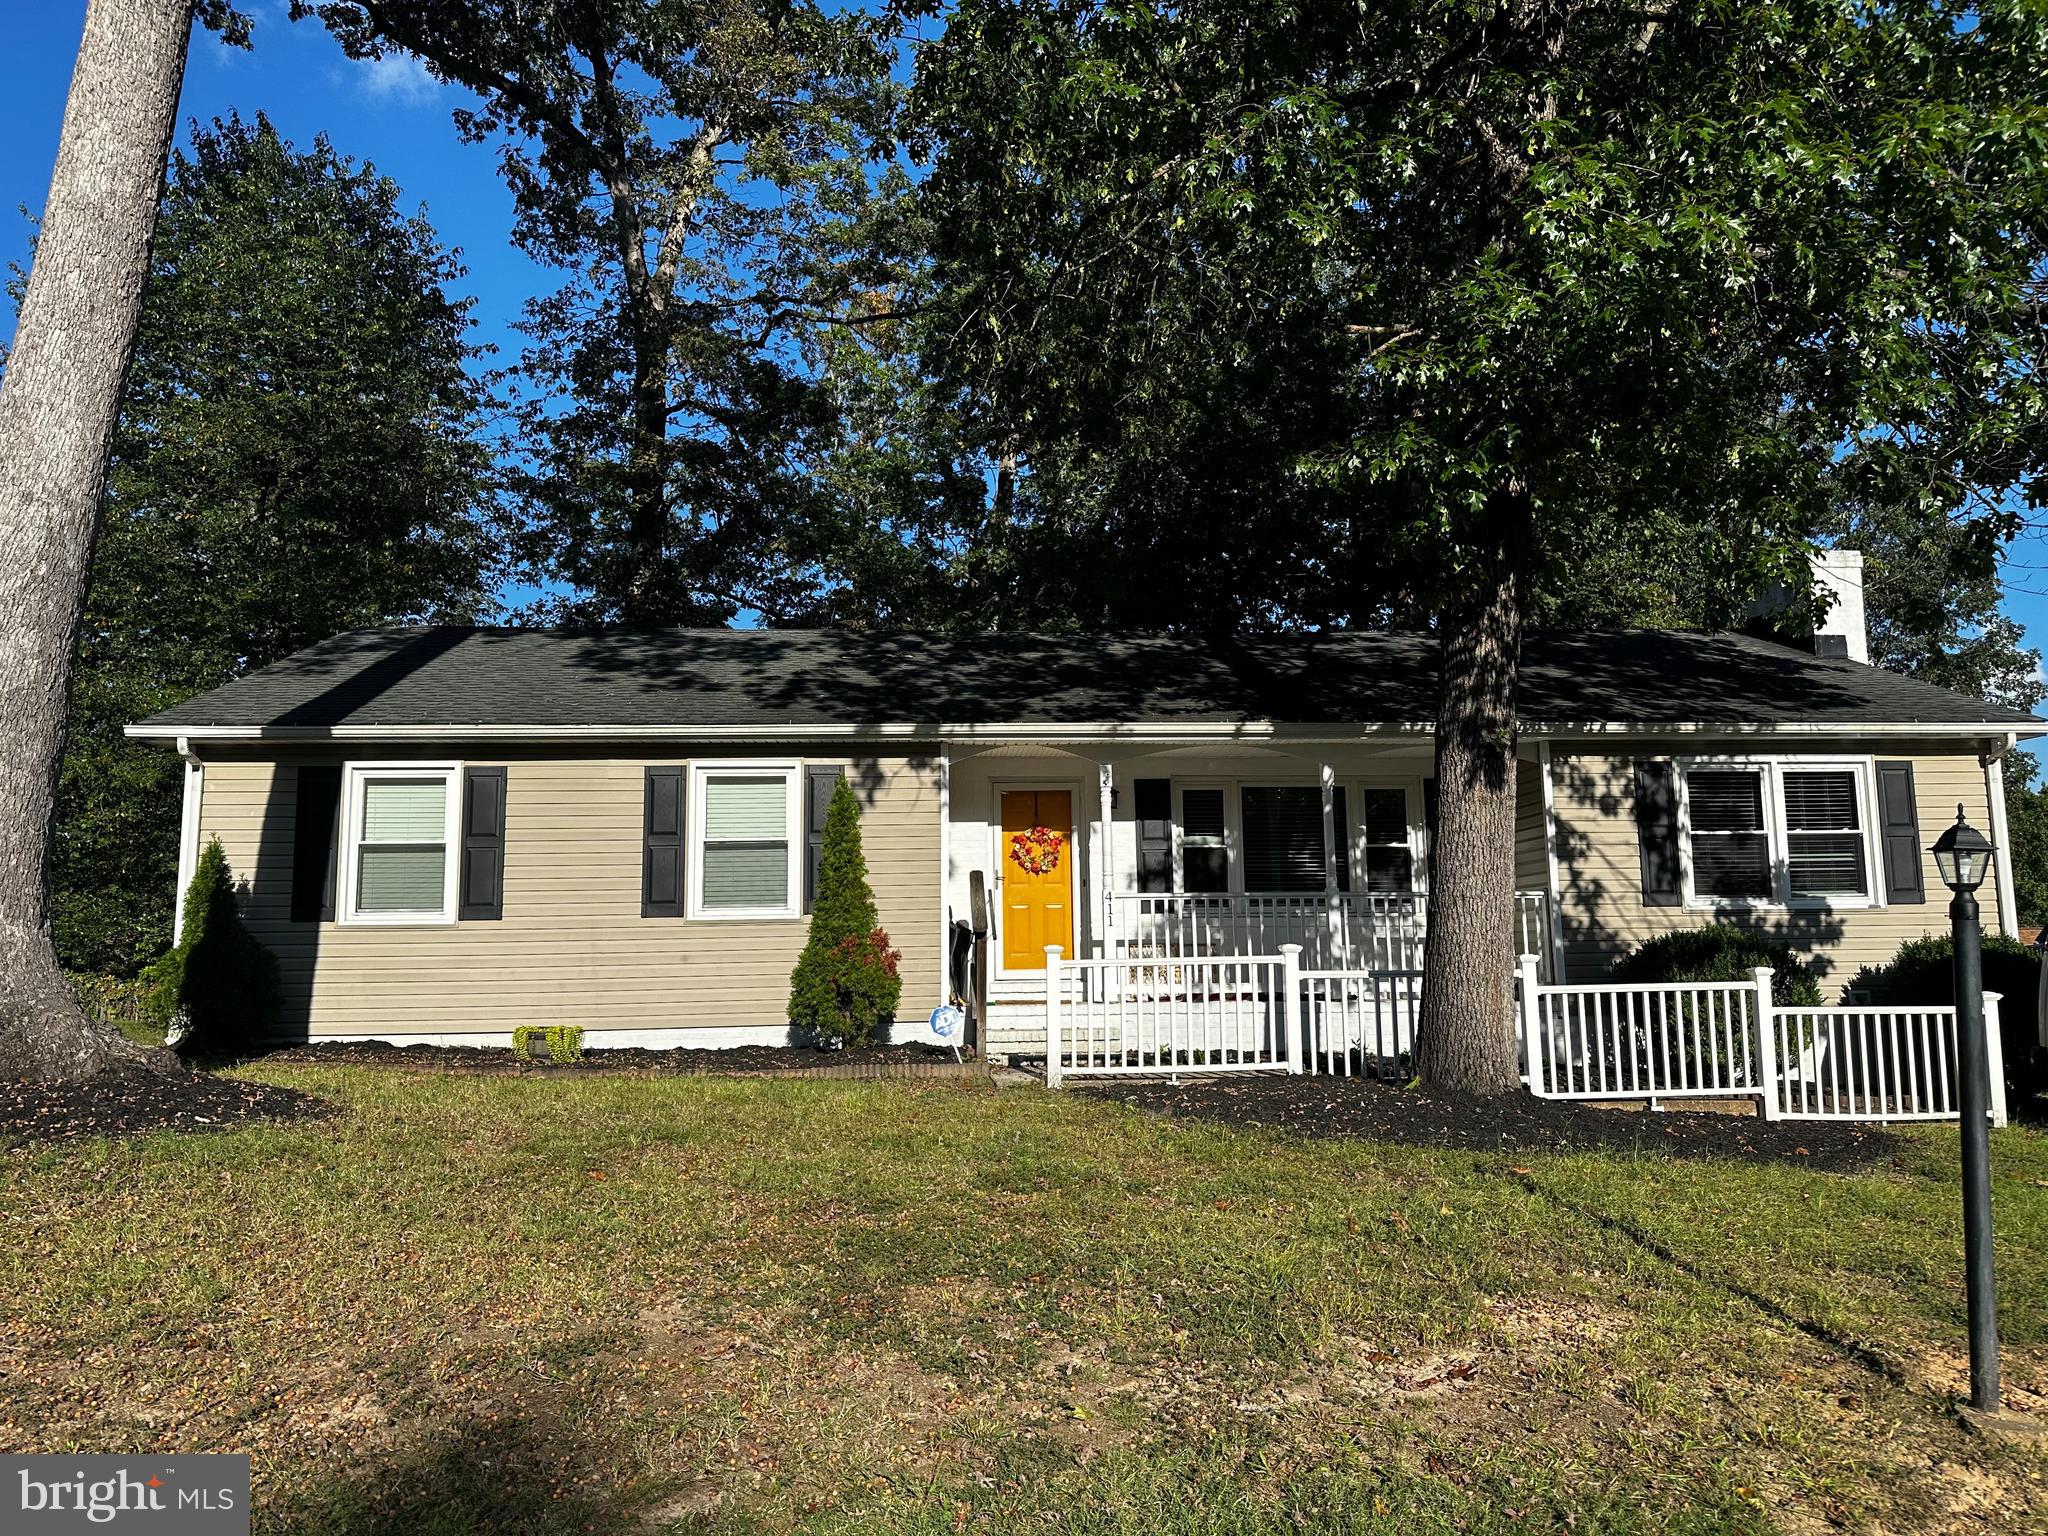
[1686,769,1772,898]
[356,777,448,913]
[701,775,791,909]
[1783,770,1868,898]
[1180,788,1228,893]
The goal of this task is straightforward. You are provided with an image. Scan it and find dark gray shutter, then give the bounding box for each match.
[1876,760,1926,905]
[458,767,507,920]
[1633,759,1683,907]
[805,765,844,911]
[290,765,343,923]
[1134,778,1172,893]
[643,767,685,917]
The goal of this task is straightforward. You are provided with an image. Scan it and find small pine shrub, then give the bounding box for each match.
[1609,924,1825,1006]
[141,837,282,1060]
[789,777,903,1046]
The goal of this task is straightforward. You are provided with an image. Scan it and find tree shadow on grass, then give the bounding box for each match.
[1521,1178,1911,1389]
[265,1409,675,1536]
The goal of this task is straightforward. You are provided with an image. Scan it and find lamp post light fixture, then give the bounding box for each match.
[1931,805,1999,1413]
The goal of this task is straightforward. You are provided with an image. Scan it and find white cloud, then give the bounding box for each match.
[357,53,437,107]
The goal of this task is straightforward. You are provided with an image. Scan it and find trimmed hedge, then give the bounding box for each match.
[1609,925,1825,1006]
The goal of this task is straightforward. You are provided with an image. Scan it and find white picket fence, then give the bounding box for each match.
[1043,945,2008,1125]
[1042,946,1295,1086]
[1517,956,2008,1125]
[1298,968,1423,1079]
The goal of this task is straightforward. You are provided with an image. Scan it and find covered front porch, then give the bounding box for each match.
[939,737,1557,1060]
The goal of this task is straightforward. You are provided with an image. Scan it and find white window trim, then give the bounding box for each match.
[1674,755,1884,912]
[336,761,463,926]
[688,761,803,921]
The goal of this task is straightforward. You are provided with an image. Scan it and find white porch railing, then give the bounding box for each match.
[1521,971,1766,1101]
[1766,1001,2005,1122]
[1516,955,2008,1125]
[1041,947,2010,1127]
[1298,968,1423,1079]
[1107,891,1552,976]
[1043,945,1298,1087]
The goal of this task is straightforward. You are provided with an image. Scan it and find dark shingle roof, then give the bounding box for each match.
[128,626,2041,735]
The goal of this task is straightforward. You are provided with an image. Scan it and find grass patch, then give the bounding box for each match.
[3,1066,2045,1533]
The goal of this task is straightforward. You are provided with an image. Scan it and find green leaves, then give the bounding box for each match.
[54,115,493,976]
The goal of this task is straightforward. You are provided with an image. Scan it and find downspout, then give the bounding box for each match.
[172,735,203,944]
[937,745,951,1008]
[1983,736,2021,941]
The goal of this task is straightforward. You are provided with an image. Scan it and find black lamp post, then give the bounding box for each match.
[1931,805,1999,1413]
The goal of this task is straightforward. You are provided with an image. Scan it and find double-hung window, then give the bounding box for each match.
[1178,787,1230,893]
[1678,759,1876,907]
[690,764,801,919]
[1358,787,1414,894]
[340,763,461,924]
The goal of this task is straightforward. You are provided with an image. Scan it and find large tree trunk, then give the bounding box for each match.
[1413,484,1530,1098]
[0,0,193,1082]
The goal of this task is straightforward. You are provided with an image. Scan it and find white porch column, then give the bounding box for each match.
[1320,762,1341,966]
[1097,759,1116,959]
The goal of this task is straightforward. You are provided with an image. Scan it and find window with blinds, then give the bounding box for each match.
[1241,787,1329,893]
[1678,760,1876,905]
[1360,787,1413,894]
[1783,769,1868,897]
[349,770,455,919]
[1180,787,1228,892]
[698,771,794,912]
[1685,769,1772,898]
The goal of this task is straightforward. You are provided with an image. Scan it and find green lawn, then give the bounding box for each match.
[5,1067,2046,1534]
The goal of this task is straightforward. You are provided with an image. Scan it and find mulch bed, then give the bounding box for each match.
[0,1071,331,1150]
[1078,1072,1903,1170]
[258,1039,982,1081]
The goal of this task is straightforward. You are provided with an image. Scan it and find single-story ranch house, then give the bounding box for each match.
[128,618,2040,1059]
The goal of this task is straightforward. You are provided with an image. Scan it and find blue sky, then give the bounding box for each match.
[5,2,2048,711]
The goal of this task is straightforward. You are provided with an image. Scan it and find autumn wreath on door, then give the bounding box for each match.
[1010,824,1064,875]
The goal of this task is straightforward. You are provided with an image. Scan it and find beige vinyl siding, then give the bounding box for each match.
[1550,745,2000,997]
[1514,765,1548,892]
[195,748,941,1037]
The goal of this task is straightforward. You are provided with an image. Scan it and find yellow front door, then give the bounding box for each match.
[1001,789,1074,971]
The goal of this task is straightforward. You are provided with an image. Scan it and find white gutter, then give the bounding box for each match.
[172,736,203,944]
[124,717,2042,746]
[1985,735,2021,940]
